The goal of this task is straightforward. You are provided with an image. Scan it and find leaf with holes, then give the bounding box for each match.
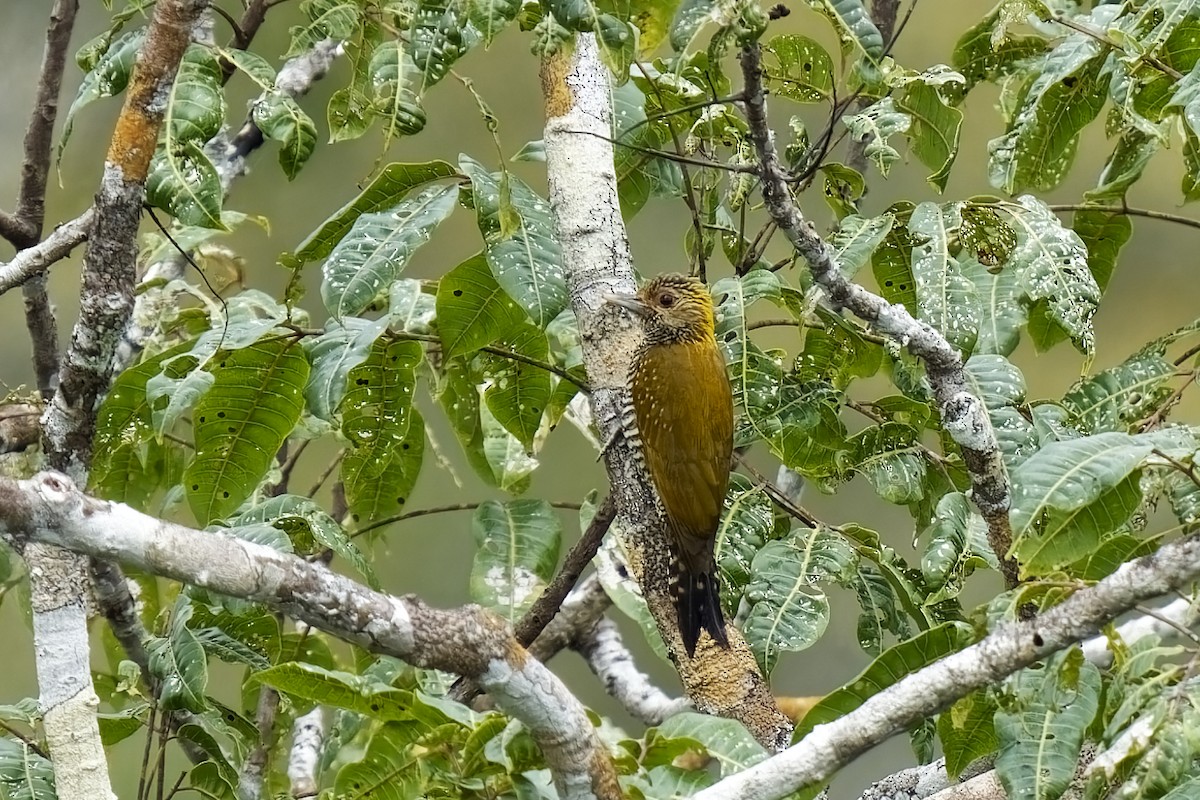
[810,0,884,60]
[185,339,309,525]
[483,324,552,449]
[286,160,458,267]
[436,252,526,359]
[461,156,567,327]
[340,340,424,528]
[909,202,979,353]
[469,499,562,623]
[92,343,192,508]
[1005,196,1100,354]
[843,98,911,177]
[321,183,458,318]
[234,495,376,588]
[743,526,856,675]
[286,0,360,57]
[1010,429,1196,539]
[60,30,144,158]
[899,82,962,192]
[714,474,775,609]
[1062,351,1175,434]
[987,22,1108,194]
[763,34,834,104]
[304,315,390,423]
[995,648,1100,800]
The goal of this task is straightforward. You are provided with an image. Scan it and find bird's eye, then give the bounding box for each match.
[658,293,675,308]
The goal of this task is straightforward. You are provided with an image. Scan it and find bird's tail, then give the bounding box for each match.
[675,568,729,658]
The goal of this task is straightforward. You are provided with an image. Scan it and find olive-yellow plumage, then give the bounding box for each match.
[607,274,734,657]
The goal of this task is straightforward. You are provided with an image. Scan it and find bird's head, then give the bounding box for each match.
[606,273,716,344]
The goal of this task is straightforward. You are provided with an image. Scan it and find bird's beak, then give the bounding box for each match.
[605,293,651,318]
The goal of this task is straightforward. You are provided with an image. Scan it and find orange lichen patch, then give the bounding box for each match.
[101,0,200,181]
[540,48,574,119]
[105,111,160,182]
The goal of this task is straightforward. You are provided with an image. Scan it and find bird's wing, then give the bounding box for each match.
[631,341,734,562]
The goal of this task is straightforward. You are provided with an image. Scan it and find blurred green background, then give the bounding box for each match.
[1,0,1198,796]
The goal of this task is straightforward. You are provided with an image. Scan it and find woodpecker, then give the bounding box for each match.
[607,273,734,657]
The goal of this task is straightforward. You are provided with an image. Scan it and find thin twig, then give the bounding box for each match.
[449,494,619,704]
[351,499,585,538]
[1049,13,1183,80]
[1046,203,1200,232]
[635,62,708,281]
[305,452,344,499]
[0,720,48,760]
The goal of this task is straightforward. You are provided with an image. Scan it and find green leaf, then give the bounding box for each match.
[60,31,144,158]
[304,316,390,423]
[340,340,425,528]
[234,495,377,588]
[898,83,962,192]
[334,721,427,799]
[0,736,55,800]
[1015,473,1143,576]
[909,202,979,353]
[831,213,893,279]
[851,423,927,505]
[921,491,995,600]
[185,339,309,525]
[408,0,476,93]
[763,35,834,103]
[872,202,919,311]
[436,252,526,359]
[469,499,562,623]
[252,662,415,721]
[483,325,553,448]
[146,141,225,230]
[657,713,769,776]
[1070,207,1131,293]
[843,98,911,177]
[809,0,884,60]
[793,622,974,746]
[964,259,1026,357]
[950,7,1045,100]
[321,182,458,318]
[1084,130,1160,205]
[92,343,192,507]
[743,527,856,675]
[460,156,567,326]
[480,400,538,492]
[995,648,1100,800]
[467,0,521,45]
[1010,430,1195,539]
[368,40,428,145]
[939,690,999,778]
[1061,352,1175,434]
[669,0,717,52]
[987,30,1107,194]
[1006,196,1100,354]
[714,474,777,607]
[388,279,436,333]
[287,0,360,58]
[147,600,209,713]
[252,93,318,180]
[286,160,458,267]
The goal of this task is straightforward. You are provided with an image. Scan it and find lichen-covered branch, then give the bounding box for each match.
[690,533,1200,800]
[542,34,792,751]
[737,44,1019,587]
[6,0,80,398]
[0,209,94,296]
[575,617,689,725]
[0,472,621,800]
